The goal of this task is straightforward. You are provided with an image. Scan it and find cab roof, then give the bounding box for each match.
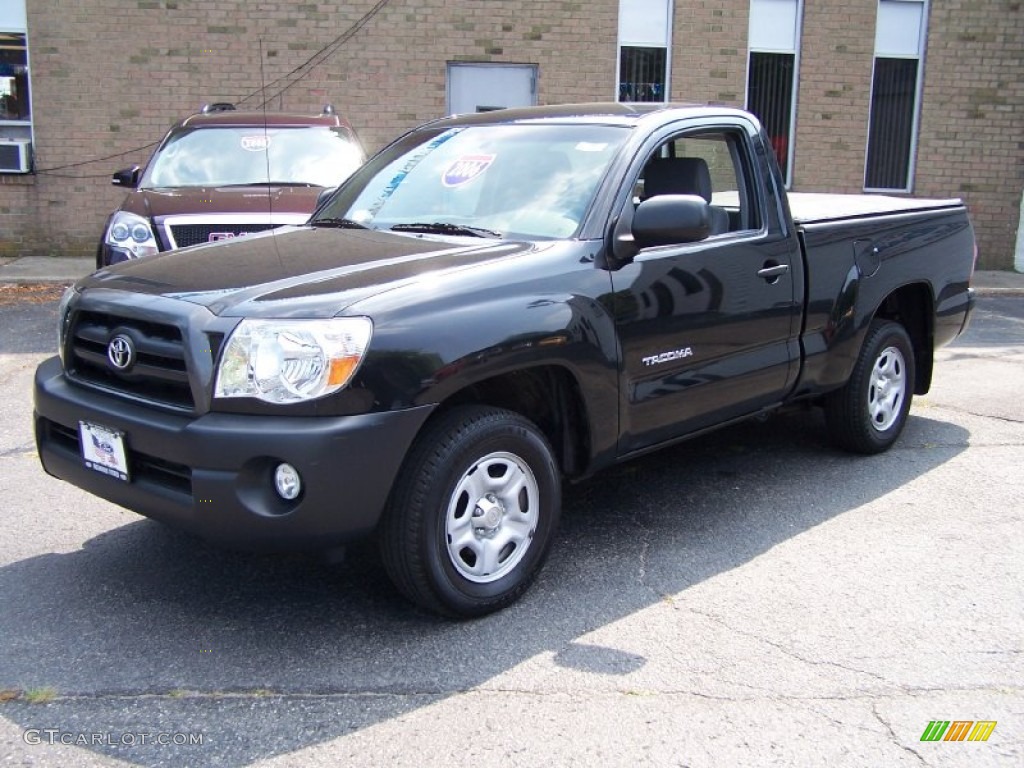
[430,102,753,129]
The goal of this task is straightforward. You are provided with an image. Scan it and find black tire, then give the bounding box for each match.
[380,405,561,617]
[825,319,916,454]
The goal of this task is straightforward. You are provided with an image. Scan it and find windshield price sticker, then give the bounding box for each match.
[79,422,130,482]
[442,154,496,187]
[241,135,271,152]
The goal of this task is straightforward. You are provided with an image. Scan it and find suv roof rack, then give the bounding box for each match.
[201,102,237,114]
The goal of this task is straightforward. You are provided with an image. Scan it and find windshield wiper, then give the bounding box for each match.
[314,217,370,229]
[389,222,502,239]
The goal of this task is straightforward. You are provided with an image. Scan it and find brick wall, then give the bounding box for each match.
[791,0,877,193]
[670,0,748,107]
[1,0,1021,267]
[915,0,1024,269]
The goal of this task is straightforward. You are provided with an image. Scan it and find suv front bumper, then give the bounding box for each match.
[34,356,434,550]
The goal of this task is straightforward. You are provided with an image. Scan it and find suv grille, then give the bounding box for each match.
[67,311,194,410]
[168,223,277,248]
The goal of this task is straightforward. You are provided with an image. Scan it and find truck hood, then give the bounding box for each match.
[79,226,536,318]
[120,186,322,218]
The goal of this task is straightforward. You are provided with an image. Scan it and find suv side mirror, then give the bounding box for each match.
[316,186,338,211]
[632,195,711,248]
[112,166,141,188]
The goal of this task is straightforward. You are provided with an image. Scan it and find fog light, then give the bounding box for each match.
[273,463,302,500]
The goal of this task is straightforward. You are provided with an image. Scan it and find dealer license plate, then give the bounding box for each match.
[79,422,130,482]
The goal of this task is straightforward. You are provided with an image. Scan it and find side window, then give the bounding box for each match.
[635,130,761,236]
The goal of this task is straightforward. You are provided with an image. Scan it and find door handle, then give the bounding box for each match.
[757,263,790,281]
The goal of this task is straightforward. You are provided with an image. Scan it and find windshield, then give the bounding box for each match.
[314,123,629,240]
[142,126,364,188]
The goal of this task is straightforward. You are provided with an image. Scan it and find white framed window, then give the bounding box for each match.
[0,0,32,172]
[617,0,673,103]
[865,0,927,192]
[0,1,29,122]
[745,0,803,187]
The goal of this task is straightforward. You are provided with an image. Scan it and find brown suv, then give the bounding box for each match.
[97,103,365,268]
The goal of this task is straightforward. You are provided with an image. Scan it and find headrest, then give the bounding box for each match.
[644,157,714,203]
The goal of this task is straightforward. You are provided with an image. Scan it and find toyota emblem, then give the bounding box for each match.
[107,334,136,371]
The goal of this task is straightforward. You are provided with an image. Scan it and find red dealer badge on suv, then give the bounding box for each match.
[96,103,365,269]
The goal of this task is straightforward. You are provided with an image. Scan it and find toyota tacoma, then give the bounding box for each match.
[36,103,976,617]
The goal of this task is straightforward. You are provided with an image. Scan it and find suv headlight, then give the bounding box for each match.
[215,317,373,404]
[105,211,159,258]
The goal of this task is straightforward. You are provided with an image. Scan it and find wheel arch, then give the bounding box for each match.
[871,281,934,395]
[425,364,594,481]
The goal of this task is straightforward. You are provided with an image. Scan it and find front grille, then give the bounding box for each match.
[40,417,193,496]
[169,223,276,248]
[67,310,194,410]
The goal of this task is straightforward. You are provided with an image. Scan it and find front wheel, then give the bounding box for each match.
[380,405,561,617]
[825,319,916,454]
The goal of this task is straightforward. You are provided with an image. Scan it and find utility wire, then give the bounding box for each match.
[35,0,393,176]
[240,0,392,109]
[34,141,161,176]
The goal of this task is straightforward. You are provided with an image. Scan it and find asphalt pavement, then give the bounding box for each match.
[0,291,1021,767]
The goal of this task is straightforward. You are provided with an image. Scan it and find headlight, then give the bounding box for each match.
[105,211,158,258]
[215,317,373,404]
[56,284,78,364]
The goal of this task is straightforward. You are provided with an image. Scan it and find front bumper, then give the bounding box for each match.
[34,356,434,550]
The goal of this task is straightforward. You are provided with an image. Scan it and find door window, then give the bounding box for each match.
[633,130,761,237]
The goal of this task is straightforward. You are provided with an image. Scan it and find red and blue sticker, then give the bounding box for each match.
[442,154,495,187]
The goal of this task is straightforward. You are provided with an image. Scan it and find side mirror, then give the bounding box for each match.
[316,186,338,211]
[112,166,141,188]
[632,195,711,248]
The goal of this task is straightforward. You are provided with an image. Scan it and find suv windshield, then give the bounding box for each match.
[142,126,363,188]
[314,123,629,240]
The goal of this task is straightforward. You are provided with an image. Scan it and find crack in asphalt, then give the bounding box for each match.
[631,505,653,596]
[0,442,36,460]
[871,703,929,765]
[937,406,1024,426]
[686,608,899,690]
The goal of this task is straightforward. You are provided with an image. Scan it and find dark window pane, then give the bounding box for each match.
[746,52,794,184]
[0,32,30,121]
[619,46,666,102]
[865,57,918,190]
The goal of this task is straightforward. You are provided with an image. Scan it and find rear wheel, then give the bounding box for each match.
[380,405,561,617]
[825,319,915,454]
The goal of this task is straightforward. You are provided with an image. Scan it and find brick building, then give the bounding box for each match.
[1,0,1021,268]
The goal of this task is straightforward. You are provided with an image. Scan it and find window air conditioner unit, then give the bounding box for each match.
[0,139,32,173]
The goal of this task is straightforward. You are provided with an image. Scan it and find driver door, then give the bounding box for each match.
[610,124,800,454]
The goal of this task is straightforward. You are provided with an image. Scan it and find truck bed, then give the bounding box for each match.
[787,192,963,224]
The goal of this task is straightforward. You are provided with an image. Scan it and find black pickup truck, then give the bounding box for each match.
[35,103,976,617]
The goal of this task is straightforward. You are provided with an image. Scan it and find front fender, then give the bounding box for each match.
[357,289,621,466]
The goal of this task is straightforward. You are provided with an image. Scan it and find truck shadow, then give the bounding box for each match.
[0,409,969,766]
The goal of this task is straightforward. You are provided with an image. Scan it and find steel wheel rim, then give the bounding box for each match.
[868,345,907,432]
[445,450,539,583]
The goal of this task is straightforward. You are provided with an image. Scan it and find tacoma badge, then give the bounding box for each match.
[642,347,694,366]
